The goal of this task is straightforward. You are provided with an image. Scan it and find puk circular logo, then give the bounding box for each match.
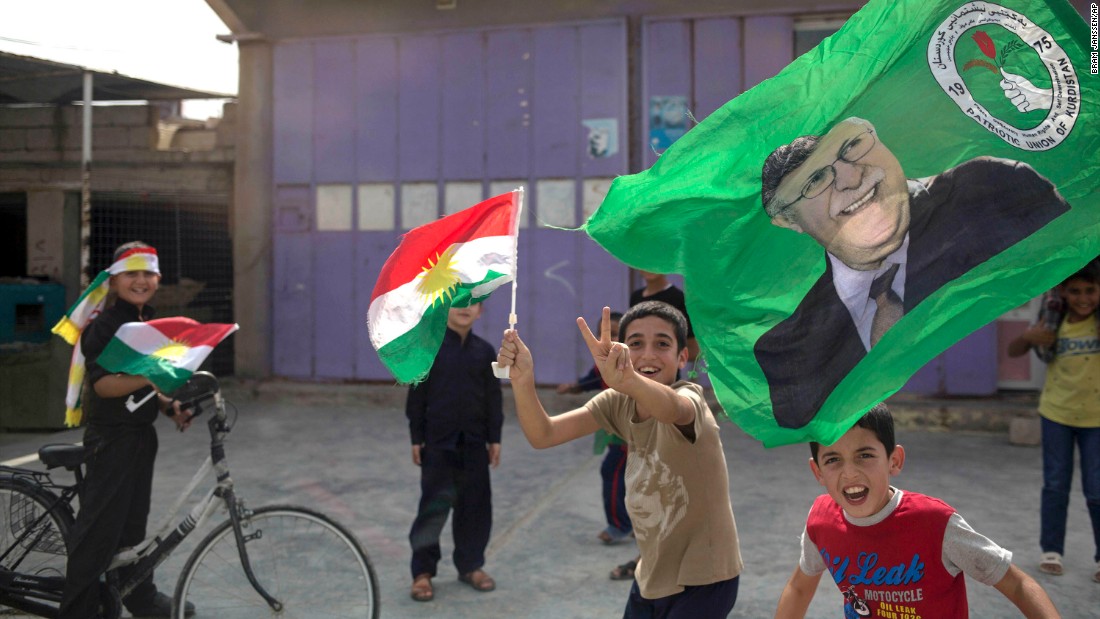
[928,1,1080,151]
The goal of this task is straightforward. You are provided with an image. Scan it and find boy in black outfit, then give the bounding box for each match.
[407,302,503,602]
[58,242,195,619]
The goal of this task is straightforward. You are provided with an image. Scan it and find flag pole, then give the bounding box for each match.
[492,187,524,379]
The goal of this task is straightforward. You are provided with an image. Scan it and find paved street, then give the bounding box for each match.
[3,381,1098,618]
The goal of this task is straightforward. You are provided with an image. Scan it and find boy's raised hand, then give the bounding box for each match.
[1021,324,1056,348]
[578,306,633,390]
[498,329,534,383]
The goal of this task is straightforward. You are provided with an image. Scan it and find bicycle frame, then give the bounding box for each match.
[0,372,285,617]
[106,374,282,611]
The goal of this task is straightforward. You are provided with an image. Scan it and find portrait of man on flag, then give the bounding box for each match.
[754,116,1070,429]
[585,0,1100,447]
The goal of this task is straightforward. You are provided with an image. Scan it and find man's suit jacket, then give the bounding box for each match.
[754,157,1070,429]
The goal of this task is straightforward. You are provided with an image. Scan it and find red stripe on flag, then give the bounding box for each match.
[370,192,517,302]
[143,317,239,347]
[115,247,158,261]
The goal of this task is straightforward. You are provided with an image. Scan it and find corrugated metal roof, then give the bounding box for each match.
[0,51,232,104]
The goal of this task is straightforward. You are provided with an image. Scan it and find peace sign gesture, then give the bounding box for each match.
[577,306,633,390]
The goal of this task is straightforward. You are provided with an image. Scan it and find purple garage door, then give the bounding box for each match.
[272,21,630,383]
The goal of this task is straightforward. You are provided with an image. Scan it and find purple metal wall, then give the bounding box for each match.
[272,21,630,383]
[270,11,997,393]
[641,15,793,169]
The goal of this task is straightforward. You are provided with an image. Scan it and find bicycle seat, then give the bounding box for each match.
[39,443,87,470]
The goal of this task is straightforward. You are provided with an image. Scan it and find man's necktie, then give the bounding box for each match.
[869,263,903,347]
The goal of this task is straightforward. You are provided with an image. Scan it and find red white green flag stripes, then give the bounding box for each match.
[97,318,239,394]
[368,191,520,383]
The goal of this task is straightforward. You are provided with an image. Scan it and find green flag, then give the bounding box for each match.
[585,0,1100,447]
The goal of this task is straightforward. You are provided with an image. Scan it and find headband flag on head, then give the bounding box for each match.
[51,247,160,426]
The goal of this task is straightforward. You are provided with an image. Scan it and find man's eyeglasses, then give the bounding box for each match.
[771,129,877,214]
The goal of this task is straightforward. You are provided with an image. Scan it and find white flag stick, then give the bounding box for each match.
[492,187,524,379]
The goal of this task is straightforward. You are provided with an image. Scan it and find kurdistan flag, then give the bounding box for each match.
[97,318,239,394]
[585,0,1100,447]
[368,191,520,383]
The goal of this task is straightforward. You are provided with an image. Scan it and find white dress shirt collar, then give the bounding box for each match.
[828,234,910,351]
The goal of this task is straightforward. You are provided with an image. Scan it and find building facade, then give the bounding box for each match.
[211,0,1091,392]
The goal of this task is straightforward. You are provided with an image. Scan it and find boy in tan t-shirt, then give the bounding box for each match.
[497,301,743,616]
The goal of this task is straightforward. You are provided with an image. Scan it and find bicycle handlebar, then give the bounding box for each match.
[171,371,222,420]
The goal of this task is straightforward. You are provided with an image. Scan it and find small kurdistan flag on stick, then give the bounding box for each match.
[585,0,1100,447]
[368,191,520,383]
[97,318,239,394]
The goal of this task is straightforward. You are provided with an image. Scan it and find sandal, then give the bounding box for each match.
[1038,552,1063,576]
[597,526,633,545]
[459,569,496,592]
[410,573,434,602]
[609,559,638,581]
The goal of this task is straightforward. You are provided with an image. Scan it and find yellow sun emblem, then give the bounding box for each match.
[152,341,189,362]
[416,246,461,306]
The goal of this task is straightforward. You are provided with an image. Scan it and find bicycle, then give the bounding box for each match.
[1,371,380,618]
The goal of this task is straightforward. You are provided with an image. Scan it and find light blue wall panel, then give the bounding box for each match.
[272,185,313,377]
[398,36,442,182]
[693,18,742,120]
[743,16,794,90]
[314,40,356,183]
[356,37,399,182]
[441,32,486,180]
[313,233,356,377]
[532,26,579,178]
[643,20,691,170]
[273,42,314,184]
[579,22,627,178]
[486,30,532,179]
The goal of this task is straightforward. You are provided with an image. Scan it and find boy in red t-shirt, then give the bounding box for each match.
[774,404,1059,618]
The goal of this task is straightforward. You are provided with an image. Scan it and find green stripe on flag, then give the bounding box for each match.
[376,273,507,383]
[97,340,195,394]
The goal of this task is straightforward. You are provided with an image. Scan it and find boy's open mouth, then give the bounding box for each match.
[843,485,869,503]
[637,365,660,376]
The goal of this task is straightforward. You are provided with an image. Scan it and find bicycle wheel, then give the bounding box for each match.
[173,505,379,619]
[0,476,72,578]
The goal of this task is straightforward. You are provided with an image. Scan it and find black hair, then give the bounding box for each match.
[597,310,625,336]
[112,240,154,262]
[618,301,687,351]
[760,135,820,213]
[1061,258,1100,287]
[810,403,895,462]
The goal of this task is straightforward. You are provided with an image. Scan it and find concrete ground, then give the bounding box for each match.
[2,381,1098,618]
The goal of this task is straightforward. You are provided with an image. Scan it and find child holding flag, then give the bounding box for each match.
[774,404,1060,618]
[555,310,635,548]
[497,301,743,617]
[57,241,196,619]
